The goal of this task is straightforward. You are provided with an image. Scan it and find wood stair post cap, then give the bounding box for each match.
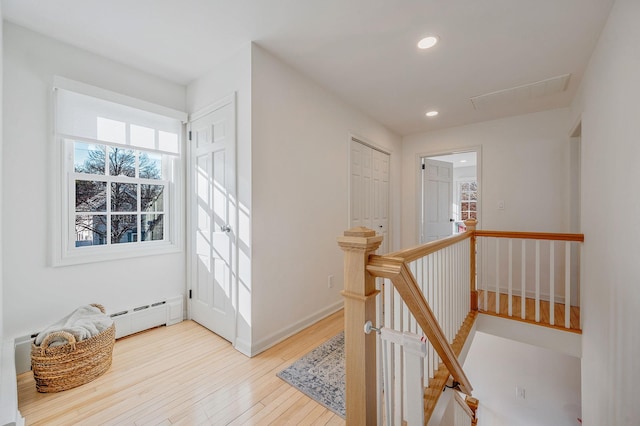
[343,227,377,237]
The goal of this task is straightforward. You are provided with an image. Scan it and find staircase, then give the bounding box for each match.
[337,221,583,425]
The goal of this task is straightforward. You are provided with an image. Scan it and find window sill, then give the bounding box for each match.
[52,241,182,267]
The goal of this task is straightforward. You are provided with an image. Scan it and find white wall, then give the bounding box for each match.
[570,0,640,423]
[0,5,4,343]
[186,44,253,354]
[250,44,402,353]
[464,331,581,426]
[2,23,187,338]
[402,108,572,247]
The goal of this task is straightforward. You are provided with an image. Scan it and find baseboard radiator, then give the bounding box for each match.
[14,295,184,375]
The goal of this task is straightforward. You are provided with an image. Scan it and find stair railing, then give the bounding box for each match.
[338,219,478,425]
[476,231,584,331]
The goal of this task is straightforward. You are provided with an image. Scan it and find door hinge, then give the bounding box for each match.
[188,130,192,141]
[421,163,425,170]
[189,289,192,299]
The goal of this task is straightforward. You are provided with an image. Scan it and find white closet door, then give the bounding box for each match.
[350,139,390,254]
[188,97,236,343]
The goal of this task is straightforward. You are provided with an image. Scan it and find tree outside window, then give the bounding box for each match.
[73,142,166,247]
[459,181,478,220]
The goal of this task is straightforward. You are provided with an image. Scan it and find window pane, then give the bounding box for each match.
[111,214,138,244]
[75,215,107,247]
[470,182,478,191]
[74,142,105,174]
[111,183,137,212]
[462,212,469,220]
[142,214,164,241]
[470,212,477,219]
[130,125,155,150]
[470,202,477,212]
[141,184,164,212]
[461,202,469,211]
[139,152,162,179]
[470,191,478,201]
[109,147,136,177]
[461,182,470,191]
[76,180,106,212]
[461,192,469,201]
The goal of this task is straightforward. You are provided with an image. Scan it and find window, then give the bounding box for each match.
[459,180,478,220]
[53,77,186,265]
[72,143,167,247]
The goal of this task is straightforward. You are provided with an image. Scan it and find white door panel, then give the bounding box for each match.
[423,159,453,243]
[350,139,390,254]
[189,98,236,342]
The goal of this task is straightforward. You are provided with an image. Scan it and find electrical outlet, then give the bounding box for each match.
[516,386,526,399]
[328,275,334,288]
[498,200,505,210]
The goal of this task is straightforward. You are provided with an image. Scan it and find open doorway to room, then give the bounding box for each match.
[420,149,480,243]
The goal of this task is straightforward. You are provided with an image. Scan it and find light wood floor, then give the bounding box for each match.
[478,290,581,332]
[18,310,346,425]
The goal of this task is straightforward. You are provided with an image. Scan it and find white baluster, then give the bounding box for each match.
[521,240,526,320]
[565,241,571,329]
[380,328,401,426]
[508,238,513,316]
[535,240,540,322]
[495,238,500,314]
[483,238,488,311]
[428,253,435,380]
[550,241,555,326]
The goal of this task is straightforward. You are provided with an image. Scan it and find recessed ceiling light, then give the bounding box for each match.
[460,160,468,163]
[417,36,438,49]
[425,110,439,117]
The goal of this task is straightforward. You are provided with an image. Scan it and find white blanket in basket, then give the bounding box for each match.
[34,305,113,347]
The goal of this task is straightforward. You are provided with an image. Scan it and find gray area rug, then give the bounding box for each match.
[276,332,345,418]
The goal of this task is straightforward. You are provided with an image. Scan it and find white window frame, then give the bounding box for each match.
[51,77,187,266]
[456,179,478,222]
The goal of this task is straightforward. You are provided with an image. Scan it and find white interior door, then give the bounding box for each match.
[188,97,236,342]
[422,158,453,243]
[350,139,390,253]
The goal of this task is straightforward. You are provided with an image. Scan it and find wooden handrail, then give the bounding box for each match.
[385,228,583,264]
[367,255,473,396]
[475,230,584,242]
[386,231,472,263]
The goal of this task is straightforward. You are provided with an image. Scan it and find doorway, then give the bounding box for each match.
[420,150,480,243]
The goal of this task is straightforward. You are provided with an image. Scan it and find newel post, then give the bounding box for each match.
[337,227,383,425]
[464,219,478,311]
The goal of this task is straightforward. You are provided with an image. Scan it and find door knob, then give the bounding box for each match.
[220,224,232,233]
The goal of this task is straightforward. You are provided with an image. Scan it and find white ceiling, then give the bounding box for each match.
[1,0,615,136]
[428,152,477,168]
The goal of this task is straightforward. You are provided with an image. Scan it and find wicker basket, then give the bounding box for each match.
[30,304,115,393]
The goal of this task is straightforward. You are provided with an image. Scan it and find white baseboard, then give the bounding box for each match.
[1,339,25,426]
[14,296,184,375]
[233,337,252,358]
[250,300,343,357]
